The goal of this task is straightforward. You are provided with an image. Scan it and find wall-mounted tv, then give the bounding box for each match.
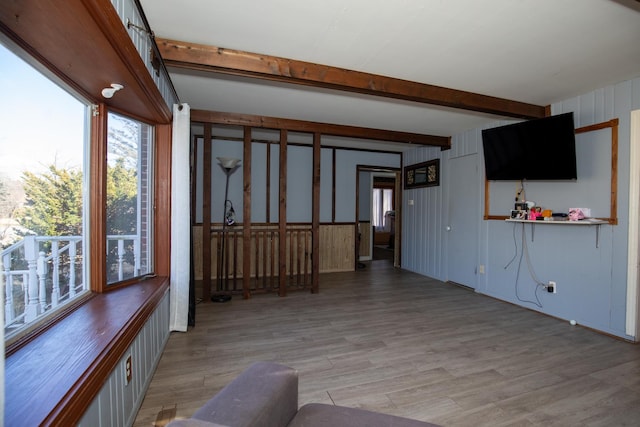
[482,112,577,181]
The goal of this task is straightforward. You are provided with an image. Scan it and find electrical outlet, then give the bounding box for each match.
[125,354,132,385]
[479,264,485,274]
[547,281,556,293]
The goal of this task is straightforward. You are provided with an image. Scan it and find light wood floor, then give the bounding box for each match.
[134,261,640,426]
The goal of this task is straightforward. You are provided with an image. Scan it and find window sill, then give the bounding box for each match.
[5,276,170,427]
[5,291,94,354]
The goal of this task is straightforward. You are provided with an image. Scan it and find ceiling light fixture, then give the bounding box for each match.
[101,83,124,99]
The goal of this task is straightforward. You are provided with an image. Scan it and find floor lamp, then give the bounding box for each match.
[212,157,240,303]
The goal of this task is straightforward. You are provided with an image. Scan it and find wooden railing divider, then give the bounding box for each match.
[211,226,312,295]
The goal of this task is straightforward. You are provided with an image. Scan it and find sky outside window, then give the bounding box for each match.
[0,42,85,182]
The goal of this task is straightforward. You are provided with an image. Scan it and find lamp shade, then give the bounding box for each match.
[217,157,241,170]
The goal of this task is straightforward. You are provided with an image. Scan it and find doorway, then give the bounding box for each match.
[371,174,396,262]
[356,166,401,268]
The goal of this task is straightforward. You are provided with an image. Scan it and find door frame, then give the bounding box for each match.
[355,165,402,268]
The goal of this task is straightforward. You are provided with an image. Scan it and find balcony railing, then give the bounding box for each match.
[2,234,140,336]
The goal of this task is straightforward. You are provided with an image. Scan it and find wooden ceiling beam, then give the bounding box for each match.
[158,38,546,120]
[191,110,451,147]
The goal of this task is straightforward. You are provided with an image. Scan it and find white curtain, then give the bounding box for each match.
[169,103,191,332]
[372,188,393,230]
[372,189,382,228]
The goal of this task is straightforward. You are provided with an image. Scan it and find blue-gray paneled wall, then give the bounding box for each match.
[334,150,401,222]
[403,76,640,340]
[287,145,314,222]
[402,146,447,279]
[77,291,170,427]
[359,171,371,222]
[194,136,401,224]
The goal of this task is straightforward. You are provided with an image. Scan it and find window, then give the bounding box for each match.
[372,188,394,231]
[1,43,90,340]
[1,42,158,341]
[106,113,154,284]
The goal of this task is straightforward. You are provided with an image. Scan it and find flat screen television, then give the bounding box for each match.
[482,112,577,181]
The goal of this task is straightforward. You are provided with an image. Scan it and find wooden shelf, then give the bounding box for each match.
[505,218,607,247]
[505,218,607,225]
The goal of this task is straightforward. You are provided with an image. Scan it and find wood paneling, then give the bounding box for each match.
[158,38,545,120]
[359,222,371,258]
[320,224,355,272]
[193,224,355,280]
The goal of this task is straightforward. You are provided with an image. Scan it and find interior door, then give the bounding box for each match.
[447,154,479,288]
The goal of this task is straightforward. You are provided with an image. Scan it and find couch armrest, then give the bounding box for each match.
[191,362,298,427]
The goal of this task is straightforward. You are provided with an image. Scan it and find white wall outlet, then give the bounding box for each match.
[408,199,414,206]
[479,264,485,274]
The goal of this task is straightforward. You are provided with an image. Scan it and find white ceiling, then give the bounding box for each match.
[140,0,640,150]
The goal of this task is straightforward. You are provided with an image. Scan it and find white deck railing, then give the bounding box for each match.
[2,234,140,335]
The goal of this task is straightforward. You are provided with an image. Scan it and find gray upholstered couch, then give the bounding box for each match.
[167,362,439,427]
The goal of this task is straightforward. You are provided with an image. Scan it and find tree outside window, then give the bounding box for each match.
[1,42,88,339]
[106,113,154,284]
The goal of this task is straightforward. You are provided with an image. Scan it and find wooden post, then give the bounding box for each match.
[243,127,252,298]
[312,132,321,293]
[202,125,212,301]
[279,130,287,296]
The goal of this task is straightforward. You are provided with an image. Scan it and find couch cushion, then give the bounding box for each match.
[289,403,440,427]
[191,362,298,427]
[166,419,228,427]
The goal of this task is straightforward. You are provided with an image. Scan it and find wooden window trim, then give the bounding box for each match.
[91,103,109,292]
[2,2,175,426]
[4,276,170,427]
[4,107,173,426]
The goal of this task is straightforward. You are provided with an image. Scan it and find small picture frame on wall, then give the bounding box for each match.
[404,159,440,189]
